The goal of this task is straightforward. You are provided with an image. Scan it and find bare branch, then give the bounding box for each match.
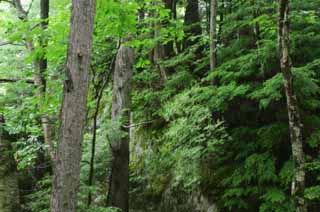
[0,78,34,84]
[123,119,157,128]
[0,40,24,47]
[0,41,11,46]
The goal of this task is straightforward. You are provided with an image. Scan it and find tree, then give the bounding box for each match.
[210,0,217,72]
[278,0,306,211]
[107,41,134,212]
[0,115,20,212]
[38,0,55,160]
[184,0,202,48]
[153,0,176,82]
[50,0,96,211]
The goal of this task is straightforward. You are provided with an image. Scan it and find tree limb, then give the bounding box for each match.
[0,40,24,47]
[12,0,27,19]
[0,41,11,46]
[0,78,34,84]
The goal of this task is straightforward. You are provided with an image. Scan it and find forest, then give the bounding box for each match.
[0,0,320,211]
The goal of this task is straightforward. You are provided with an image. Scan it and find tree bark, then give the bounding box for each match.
[107,42,134,212]
[278,1,306,211]
[0,115,20,212]
[210,0,217,71]
[50,0,96,211]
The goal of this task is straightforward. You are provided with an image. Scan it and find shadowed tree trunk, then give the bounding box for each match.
[153,0,176,82]
[278,1,306,211]
[107,42,134,212]
[0,115,20,212]
[50,0,96,211]
[38,0,56,161]
[184,0,202,48]
[210,0,217,72]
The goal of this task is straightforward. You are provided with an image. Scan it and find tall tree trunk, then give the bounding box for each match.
[38,0,49,95]
[210,0,217,71]
[162,0,176,56]
[0,115,20,212]
[50,0,96,211]
[184,0,202,48]
[107,42,134,212]
[278,1,306,211]
[153,0,176,82]
[38,0,56,161]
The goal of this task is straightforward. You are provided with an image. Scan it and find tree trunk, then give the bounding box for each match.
[0,115,20,212]
[210,0,217,71]
[50,0,96,211]
[107,42,134,212]
[278,1,306,211]
[38,0,56,161]
[184,0,202,48]
[153,0,176,82]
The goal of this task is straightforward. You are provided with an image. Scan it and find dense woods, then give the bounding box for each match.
[0,0,320,212]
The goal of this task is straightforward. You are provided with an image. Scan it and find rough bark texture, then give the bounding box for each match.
[210,0,217,71]
[50,0,96,211]
[278,1,306,211]
[0,116,20,212]
[108,43,134,212]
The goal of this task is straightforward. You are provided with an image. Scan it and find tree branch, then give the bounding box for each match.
[0,41,11,46]
[0,40,24,47]
[12,0,27,19]
[0,78,34,84]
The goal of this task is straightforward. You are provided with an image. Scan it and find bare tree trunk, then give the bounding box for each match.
[107,42,134,212]
[50,0,96,211]
[0,115,20,212]
[210,0,217,71]
[278,1,306,211]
